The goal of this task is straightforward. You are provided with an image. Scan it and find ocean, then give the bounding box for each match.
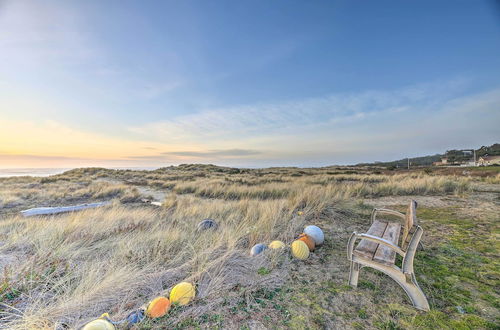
[0,168,71,178]
[0,167,158,178]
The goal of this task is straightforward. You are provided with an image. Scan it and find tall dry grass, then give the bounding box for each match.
[0,167,475,328]
[0,198,305,328]
[171,173,470,201]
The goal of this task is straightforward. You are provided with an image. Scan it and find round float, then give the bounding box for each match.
[291,240,310,260]
[126,309,145,324]
[197,219,218,231]
[250,243,267,256]
[82,319,115,330]
[170,282,195,306]
[297,233,315,251]
[146,296,171,318]
[269,240,286,249]
[304,225,324,245]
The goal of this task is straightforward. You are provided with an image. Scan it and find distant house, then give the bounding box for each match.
[477,155,500,166]
[433,157,448,166]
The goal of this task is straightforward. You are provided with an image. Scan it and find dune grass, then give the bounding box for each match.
[0,166,496,329]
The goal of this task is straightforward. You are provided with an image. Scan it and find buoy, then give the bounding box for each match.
[250,243,267,256]
[146,296,171,318]
[291,240,310,260]
[126,309,145,324]
[82,319,115,330]
[304,225,324,245]
[297,233,315,251]
[269,240,285,249]
[170,282,195,306]
[197,218,218,231]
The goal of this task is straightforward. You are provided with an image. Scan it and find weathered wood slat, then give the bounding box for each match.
[402,200,417,249]
[373,222,401,265]
[354,220,387,259]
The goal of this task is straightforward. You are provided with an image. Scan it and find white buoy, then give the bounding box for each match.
[304,225,324,245]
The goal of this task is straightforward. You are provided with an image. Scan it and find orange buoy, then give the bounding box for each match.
[297,233,315,251]
[146,296,171,318]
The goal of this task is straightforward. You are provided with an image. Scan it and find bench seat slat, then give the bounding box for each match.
[354,220,387,259]
[373,222,401,265]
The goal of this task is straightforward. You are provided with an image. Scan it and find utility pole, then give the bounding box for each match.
[473,149,477,166]
[408,158,410,170]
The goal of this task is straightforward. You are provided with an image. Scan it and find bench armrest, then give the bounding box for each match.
[354,233,406,257]
[347,232,358,260]
[371,208,406,223]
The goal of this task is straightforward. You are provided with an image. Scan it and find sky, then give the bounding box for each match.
[0,0,499,168]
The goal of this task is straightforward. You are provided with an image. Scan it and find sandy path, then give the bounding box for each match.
[97,178,169,203]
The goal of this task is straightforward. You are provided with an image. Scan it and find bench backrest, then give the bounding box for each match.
[402,200,418,251]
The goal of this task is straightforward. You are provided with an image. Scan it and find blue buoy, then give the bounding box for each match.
[197,218,218,231]
[126,309,145,324]
[250,243,267,256]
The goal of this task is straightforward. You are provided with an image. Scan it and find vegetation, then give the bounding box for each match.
[356,142,499,168]
[357,154,443,168]
[0,165,497,329]
[476,143,500,157]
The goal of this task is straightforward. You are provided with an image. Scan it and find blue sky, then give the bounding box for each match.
[0,0,499,168]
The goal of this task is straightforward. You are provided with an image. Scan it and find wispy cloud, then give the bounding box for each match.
[163,149,261,157]
[125,81,500,165]
[126,149,261,161]
[129,79,471,143]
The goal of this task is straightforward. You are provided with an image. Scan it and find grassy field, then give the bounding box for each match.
[0,165,498,329]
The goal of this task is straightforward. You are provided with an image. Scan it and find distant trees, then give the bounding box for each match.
[356,143,499,168]
[444,150,472,163]
[444,144,500,163]
[477,144,500,157]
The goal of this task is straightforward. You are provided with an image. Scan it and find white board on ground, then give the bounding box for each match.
[21,202,110,217]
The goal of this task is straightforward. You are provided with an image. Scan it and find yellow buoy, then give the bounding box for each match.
[291,240,310,260]
[146,296,171,318]
[82,319,115,330]
[269,240,286,249]
[170,282,195,306]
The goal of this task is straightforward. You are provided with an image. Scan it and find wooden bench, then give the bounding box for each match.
[347,200,429,311]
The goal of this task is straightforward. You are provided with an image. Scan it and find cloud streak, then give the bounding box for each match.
[1,76,498,167]
[126,81,500,165]
[129,79,470,142]
[163,149,261,157]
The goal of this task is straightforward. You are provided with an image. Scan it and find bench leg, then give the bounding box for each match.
[348,261,360,287]
[352,260,430,311]
[383,268,430,311]
[402,273,430,311]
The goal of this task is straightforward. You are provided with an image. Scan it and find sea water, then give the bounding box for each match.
[0,168,70,177]
[0,167,159,178]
